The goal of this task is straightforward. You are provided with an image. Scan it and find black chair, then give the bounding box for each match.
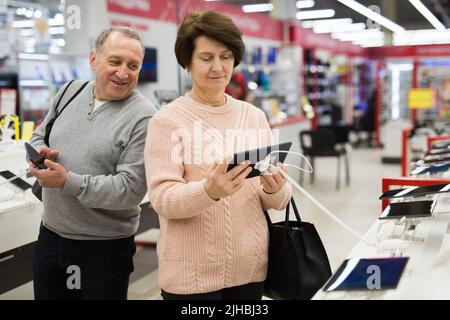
[299,129,350,190]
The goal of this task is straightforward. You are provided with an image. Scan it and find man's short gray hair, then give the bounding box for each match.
[94,27,145,55]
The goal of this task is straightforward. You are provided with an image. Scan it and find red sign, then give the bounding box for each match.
[111,19,149,31]
[107,0,177,22]
[179,0,283,41]
[369,44,450,59]
[107,0,283,41]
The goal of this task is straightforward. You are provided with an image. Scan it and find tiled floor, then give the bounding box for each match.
[0,147,399,300]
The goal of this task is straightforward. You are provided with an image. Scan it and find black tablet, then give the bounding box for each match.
[379,183,450,200]
[424,156,450,164]
[0,170,32,191]
[379,200,436,220]
[427,148,450,156]
[323,257,409,291]
[432,141,450,150]
[226,142,292,179]
[424,153,450,162]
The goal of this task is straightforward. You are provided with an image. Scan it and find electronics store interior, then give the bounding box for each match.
[0,0,449,301]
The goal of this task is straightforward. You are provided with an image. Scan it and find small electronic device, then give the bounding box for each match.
[411,163,450,175]
[323,257,409,291]
[24,142,46,170]
[431,141,450,150]
[423,155,450,164]
[226,142,292,179]
[424,152,450,162]
[0,170,32,191]
[427,148,450,156]
[379,200,436,220]
[379,183,450,199]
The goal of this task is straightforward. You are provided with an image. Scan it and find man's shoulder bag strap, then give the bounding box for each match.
[44,80,89,147]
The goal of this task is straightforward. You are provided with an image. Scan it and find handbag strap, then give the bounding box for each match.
[264,197,303,227]
[284,197,302,226]
[44,80,89,146]
[291,197,302,223]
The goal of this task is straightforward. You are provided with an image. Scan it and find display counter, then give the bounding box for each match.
[313,193,450,299]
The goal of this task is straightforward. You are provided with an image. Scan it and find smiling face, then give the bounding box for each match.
[189,36,235,97]
[90,31,143,101]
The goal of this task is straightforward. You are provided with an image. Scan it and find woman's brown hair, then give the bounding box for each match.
[175,10,245,69]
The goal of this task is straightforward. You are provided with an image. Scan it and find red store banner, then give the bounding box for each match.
[107,0,283,41]
[369,44,450,59]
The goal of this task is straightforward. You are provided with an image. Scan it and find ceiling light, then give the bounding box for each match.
[12,20,34,28]
[18,53,48,60]
[337,0,405,33]
[333,29,385,41]
[242,3,273,13]
[409,0,446,31]
[302,18,352,28]
[353,39,385,47]
[360,42,384,47]
[48,27,66,35]
[296,9,335,20]
[25,9,34,18]
[296,0,315,9]
[393,29,450,45]
[16,8,27,16]
[314,22,366,34]
[20,29,34,36]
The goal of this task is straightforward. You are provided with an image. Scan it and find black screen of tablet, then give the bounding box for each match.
[227,142,292,178]
[380,200,435,220]
[0,170,32,191]
[380,183,450,199]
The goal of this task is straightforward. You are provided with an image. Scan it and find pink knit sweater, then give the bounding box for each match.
[144,93,292,295]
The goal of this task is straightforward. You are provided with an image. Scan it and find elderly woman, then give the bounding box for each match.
[144,10,292,300]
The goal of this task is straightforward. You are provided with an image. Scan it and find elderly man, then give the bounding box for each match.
[29,27,156,300]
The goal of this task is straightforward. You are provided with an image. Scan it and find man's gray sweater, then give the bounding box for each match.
[30,80,156,240]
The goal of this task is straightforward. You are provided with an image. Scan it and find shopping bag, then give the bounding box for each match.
[264,197,332,300]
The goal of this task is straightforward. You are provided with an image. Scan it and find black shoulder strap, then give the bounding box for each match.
[44,80,89,146]
[53,79,76,117]
[55,80,89,119]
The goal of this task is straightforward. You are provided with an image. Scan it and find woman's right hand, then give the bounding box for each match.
[204,160,252,201]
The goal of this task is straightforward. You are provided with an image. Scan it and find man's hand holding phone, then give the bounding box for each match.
[26,143,67,188]
[35,146,60,162]
[29,159,68,188]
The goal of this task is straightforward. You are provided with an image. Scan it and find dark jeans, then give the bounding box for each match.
[33,224,136,300]
[161,281,265,300]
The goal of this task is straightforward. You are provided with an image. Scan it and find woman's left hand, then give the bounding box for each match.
[260,162,287,194]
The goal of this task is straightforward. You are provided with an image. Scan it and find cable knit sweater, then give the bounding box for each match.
[145,93,292,295]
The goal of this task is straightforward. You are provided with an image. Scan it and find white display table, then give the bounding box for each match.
[314,193,450,300]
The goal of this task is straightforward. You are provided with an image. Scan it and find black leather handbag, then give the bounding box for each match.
[31,80,89,201]
[264,197,332,300]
